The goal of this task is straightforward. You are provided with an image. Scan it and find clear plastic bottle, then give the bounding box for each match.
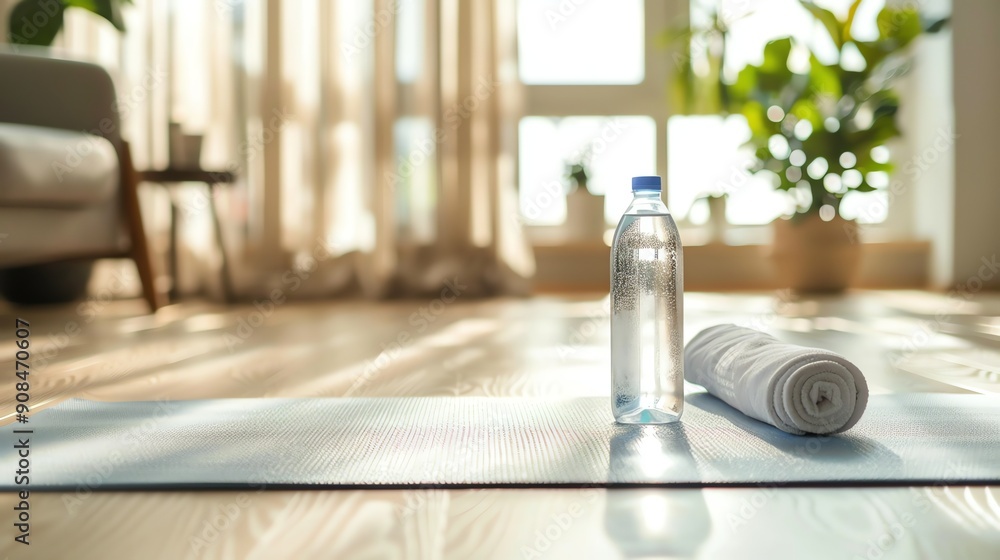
[610,176,684,424]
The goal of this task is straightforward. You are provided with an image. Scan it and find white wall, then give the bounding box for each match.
[908,0,955,288]
[948,0,1000,290]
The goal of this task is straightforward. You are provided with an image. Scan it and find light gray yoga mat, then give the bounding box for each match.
[3,393,999,490]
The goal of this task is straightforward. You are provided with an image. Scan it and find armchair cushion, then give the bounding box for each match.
[0,122,118,208]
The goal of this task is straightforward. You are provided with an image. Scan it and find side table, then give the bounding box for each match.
[136,169,238,302]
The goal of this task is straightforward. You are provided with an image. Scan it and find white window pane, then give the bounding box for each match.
[517,0,644,85]
[668,115,792,225]
[519,116,656,225]
[394,117,437,243]
[395,0,423,83]
[724,174,791,225]
[839,191,888,224]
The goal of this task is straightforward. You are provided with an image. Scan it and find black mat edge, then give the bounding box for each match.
[6,479,1000,493]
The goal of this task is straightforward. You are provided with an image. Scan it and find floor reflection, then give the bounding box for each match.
[604,489,710,559]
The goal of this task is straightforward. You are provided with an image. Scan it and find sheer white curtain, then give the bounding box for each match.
[39,0,534,299]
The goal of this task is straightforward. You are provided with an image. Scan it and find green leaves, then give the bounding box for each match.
[761,38,792,73]
[808,56,842,99]
[802,2,842,48]
[740,100,768,140]
[64,0,130,32]
[8,0,65,46]
[790,98,822,127]
[663,0,940,213]
[924,18,949,34]
[852,112,900,146]
[844,0,864,42]
[877,6,922,47]
[754,38,797,97]
[6,0,130,46]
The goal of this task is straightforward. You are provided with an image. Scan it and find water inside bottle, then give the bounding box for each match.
[611,209,684,424]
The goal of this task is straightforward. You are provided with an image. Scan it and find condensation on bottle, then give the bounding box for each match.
[610,176,684,424]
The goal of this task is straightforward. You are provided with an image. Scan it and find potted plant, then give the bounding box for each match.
[8,0,131,46]
[670,0,946,291]
[563,150,607,242]
[693,192,728,244]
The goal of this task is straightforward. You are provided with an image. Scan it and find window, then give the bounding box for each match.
[667,115,791,226]
[517,0,645,85]
[393,0,436,244]
[393,117,437,243]
[519,116,657,225]
[515,0,670,234]
[668,0,892,226]
[395,0,423,83]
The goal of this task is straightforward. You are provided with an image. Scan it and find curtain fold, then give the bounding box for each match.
[393,0,533,296]
[41,0,533,300]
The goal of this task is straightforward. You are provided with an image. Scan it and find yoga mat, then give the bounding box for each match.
[3,393,999,490]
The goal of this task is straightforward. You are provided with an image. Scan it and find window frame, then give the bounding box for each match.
[514,0,674,239]
[514,0,923,244]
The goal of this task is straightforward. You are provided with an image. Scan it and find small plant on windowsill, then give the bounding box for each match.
[694,192,728,245]
[563,153,606,242]
[669,0,946,292]
[7,0,132,47]
[566,160,589,193]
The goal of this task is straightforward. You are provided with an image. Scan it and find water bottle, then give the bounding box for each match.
[610,176,684,424]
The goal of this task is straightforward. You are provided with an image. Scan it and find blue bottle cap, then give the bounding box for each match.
[631,176,661,191]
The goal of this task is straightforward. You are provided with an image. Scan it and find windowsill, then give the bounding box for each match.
[527,222,909,248]
[529,230,931,292]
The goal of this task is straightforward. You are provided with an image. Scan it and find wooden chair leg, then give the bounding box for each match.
[119,141,163,312]
[206,185,237,303]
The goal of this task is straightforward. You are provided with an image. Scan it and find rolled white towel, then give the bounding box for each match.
[684,324,868,435]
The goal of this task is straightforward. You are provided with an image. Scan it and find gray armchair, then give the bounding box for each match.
[0,51,160,310]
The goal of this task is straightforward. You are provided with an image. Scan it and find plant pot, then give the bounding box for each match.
[771,214,860,293]
[706,195,727,244]
[169,123,204,170]
[565,185,606,241]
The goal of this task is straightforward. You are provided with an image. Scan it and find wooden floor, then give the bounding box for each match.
[1,290,999,559]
